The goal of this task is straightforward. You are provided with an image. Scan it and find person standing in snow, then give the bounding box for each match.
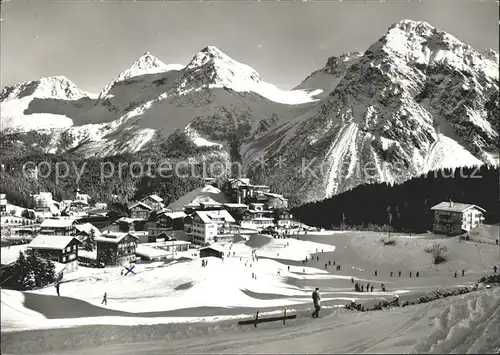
[55,282,60,296]
[312,288,321,318]
[102,292,107,305]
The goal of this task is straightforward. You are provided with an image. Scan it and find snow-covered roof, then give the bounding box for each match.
[262,192,287,199]
[200,244,225,253]
[129,201,153,210]
[74,223,101,236]
[228,178,251,185]
[167,185,230,211]
[223,203,249,208]
[117,217,144,223]
[430,202,486,213]
[86,209,108,216]
[194,210,236,224]
[199,200,223,206]
[143,240,191,247]
[33,192,53,200]
[185,197,223,208]
[40,218,75,229]
[29,235,81,250]
[144,195,163,202]
[159,211,187,219]
[95,232,139,244]
[135,245,172,258]
[35,211,53,218]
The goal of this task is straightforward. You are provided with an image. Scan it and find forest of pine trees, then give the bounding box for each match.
[292,166,500,233]
[0,149,216,209]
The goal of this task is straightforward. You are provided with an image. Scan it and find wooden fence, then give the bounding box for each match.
[237,309,296,327]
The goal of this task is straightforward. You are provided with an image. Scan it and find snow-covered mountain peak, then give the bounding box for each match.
[389,19,436,37]
[380,19,459,56]
[169,45,315,104]
[116,52,183,82]
[98,52,184,99]
[177,45,263,94]
[185,46,262,82]
[186,46,237,68]
[0,76,88,101]
[363,19,499,82]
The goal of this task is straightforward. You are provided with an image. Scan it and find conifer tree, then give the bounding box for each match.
[84,228,96,251]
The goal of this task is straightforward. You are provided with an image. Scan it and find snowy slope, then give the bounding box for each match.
[98,52,184,100]
[70,288,499,355]
[166,185,230,211]
[0,76,94,132]
[175,46,317,105]
[294,52,364,99]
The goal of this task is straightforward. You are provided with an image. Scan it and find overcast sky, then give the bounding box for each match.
[1,1,498,93]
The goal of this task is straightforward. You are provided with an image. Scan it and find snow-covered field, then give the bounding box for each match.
[1,236,340,330]
[2,231,499,354]
[2,287,499,354]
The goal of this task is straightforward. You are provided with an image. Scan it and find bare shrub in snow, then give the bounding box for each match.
[425,243,447,264]
[379,236,397,246]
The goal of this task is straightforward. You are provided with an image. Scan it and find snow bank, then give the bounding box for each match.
[243,235,336,261]
[0,290,47,331]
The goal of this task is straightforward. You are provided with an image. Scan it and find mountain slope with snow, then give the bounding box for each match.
[0,76,95,132]
[1,46,317,157]
[294,52,364,99]
[242,19,499,203]
[1,20,498,204]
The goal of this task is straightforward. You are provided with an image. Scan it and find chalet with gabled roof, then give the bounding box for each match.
[74,189,90,206]
[430,201,486,235]
[28,234,82,272]
[157,211,186,230]
[141,195,164,212]
[274,209,294,227]
[184,210,236,246]
[39,218,77,236]
[95,232,139,266]
[74,223,101,242]
[129,201,152,220]
[199,244,225,259]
